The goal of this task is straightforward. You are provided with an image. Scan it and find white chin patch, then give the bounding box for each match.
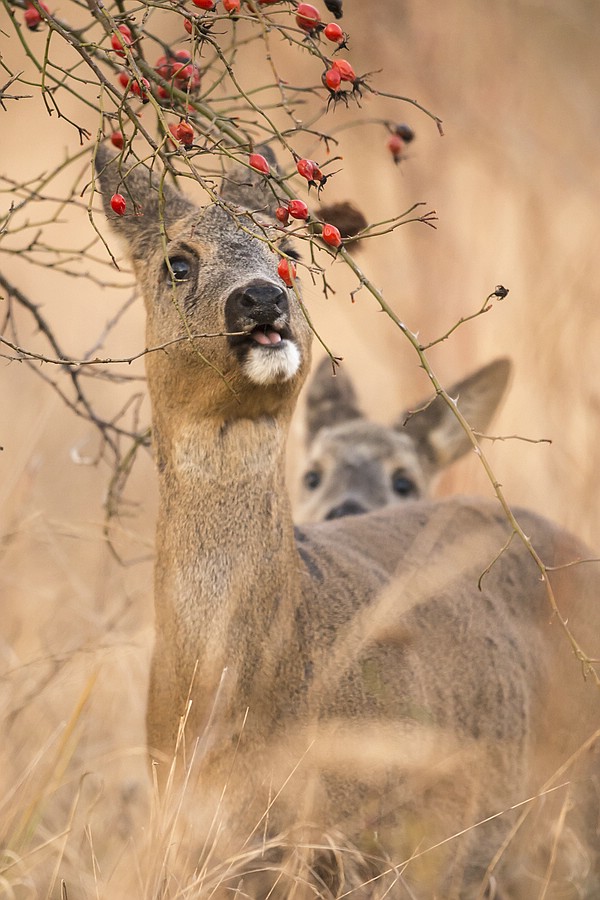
[243,341,301,385]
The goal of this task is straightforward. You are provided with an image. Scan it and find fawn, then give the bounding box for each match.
[297,356,511,522]
[95,145,599,899]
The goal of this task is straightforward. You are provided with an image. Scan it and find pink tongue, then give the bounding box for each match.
[252,329,282,346]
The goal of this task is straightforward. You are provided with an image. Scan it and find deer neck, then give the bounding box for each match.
[152,410,303,730]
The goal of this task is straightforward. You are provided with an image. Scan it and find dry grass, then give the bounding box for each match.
[1,0,600,896]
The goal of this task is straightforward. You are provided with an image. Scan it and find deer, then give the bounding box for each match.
[95,145,600,899]
[297,356,511,523]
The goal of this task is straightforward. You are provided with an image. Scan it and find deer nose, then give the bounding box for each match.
[228,280,289,325]
[325,499,368,520]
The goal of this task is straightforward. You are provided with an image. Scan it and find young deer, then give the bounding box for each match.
[298,357,511,523]
[95,146,600,899]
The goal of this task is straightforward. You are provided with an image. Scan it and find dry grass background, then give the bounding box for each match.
[1,0,600,896]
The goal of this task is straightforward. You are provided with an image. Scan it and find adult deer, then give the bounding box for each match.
[95,146,599,899]
[298,357,511,523]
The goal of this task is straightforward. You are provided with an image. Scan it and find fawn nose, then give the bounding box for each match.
[228,280,289,325]
[325,499,368,520]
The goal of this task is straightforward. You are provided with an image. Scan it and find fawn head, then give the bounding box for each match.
[297,357,511,522]
[94,147,311,429]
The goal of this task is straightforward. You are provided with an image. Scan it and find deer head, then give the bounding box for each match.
[297,357,511,522]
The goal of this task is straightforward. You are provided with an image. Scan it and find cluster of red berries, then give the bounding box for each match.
[154,49,201,98]
[295,3,347,45]
[322,57,355,94]
[24,0,50,30]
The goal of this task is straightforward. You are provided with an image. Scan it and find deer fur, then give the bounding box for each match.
[298,357,511,522]
[95,146,600,899]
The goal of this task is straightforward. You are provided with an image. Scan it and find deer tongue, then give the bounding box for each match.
[251,328,282,346]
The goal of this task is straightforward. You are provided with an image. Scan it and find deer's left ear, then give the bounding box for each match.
[94,146,196,258]
[219,145,278,212]
[304,358,364,446]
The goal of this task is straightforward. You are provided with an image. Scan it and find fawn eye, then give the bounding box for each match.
[391,470,417,497]
[303,469,321,490]
[166,256,191,282]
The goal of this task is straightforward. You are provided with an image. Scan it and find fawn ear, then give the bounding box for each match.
[220,145,278,212]
[94,146,196,258]
[304,358,363,446]
[396,358,512,470]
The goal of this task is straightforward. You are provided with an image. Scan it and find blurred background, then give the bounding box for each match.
[1,0,599,894]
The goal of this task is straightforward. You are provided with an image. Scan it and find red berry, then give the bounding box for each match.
[296,158,316,181]
[277,257,296,287]
[110,131,124,150]
[288,199,308,220]
[192,0,215,7]
[131,77,151,102]
[110,193,127,216]
[296,2,320,33]
[331,58,355,82]
[275,206,290,224]
[24,6,42,28]
[321,222,342,248]
[323,22,344,43]
[387,133,405,163]
[223,0,240,9]
[323,67,341,91]
[173,120,194,147]
[249,153,270,175]
[154,55,172,79]
[111,24,133,58]
[117,70,131,90]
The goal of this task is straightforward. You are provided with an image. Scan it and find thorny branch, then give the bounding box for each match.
[1,0,597,679]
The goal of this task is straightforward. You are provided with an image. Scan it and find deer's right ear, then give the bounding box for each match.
[94,146,195,257]
[304,358,363,446]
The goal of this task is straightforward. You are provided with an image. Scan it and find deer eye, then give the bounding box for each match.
[303,469,321,490]
[391,470,417,497]
[166,256,191,282]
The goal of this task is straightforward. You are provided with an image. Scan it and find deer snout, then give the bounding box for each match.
[227,279,289,328]
[325,499,369,520]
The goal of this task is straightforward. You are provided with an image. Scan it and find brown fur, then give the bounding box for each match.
[95,146,600,899]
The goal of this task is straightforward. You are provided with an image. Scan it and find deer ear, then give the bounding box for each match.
[304,358,363,446]
[94,146,196,258]
[396,358,512,470]
[219,145,278,211]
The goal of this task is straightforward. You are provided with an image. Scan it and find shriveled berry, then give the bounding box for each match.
[110,193,127,216]
[296,3,321,33]
[249,153,270,175]
[394,123,415,143]
[288,199,308,220]
[192,0,215,8]
[111,24,133,58]
[110,131,124,150]
[296,158,316,181]
[323,22,344,43]
[331,58,355,82]
[173,120,194,147]
[275,206,290,224]
[323,67,341,91]
[324,0,343,18]
[131,77,151,102]
[223,0,241,10]
[387,133,405,163]
[321,222,342,248]
[277,257,297,286]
